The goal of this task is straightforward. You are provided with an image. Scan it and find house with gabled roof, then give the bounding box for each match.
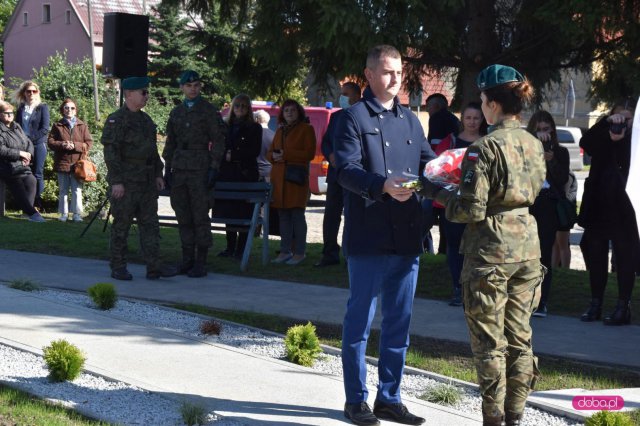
[1,0,159,84]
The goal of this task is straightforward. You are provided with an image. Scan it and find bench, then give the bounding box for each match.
[0,180,5,217]
[157,181,273,272]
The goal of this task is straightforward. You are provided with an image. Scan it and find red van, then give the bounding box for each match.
[224,102,339,195]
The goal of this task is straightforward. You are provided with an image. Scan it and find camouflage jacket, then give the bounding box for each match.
[435,119,546,263]
[101,106,163,185]
[162,99,227,171]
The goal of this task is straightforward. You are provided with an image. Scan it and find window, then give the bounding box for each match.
[22,12,28,26]
[42,4,51,23]
[65,10,71,24]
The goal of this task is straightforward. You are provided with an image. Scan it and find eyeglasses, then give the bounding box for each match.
[25,89,38,94]
[63,106,76,110]
[1,111,14,116]
[234,104,249,109]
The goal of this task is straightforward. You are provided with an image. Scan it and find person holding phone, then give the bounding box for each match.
[526,111,570,318]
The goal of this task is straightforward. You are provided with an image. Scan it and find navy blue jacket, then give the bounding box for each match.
[321,109,345,184]
[16,103,50,146]
[334,87,436,256]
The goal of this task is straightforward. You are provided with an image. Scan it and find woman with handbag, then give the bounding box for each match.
[216,94,262,258]
[0,101,44,222]
[15,80,50,209]
[526,110,570,318]
[267,99,316,265]
[47,98,93,222]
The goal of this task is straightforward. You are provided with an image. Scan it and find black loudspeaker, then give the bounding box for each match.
[102,13,149,79]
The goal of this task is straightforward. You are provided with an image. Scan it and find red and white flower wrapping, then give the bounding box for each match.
[423,148,467,190]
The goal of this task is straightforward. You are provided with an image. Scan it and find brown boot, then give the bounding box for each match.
[188,246,209,278]
[483,415,504,426]
[505,412,522,426]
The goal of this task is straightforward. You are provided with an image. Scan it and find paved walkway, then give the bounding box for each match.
[1,249,639,423]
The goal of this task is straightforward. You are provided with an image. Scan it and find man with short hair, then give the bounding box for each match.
[254,109,274,182]
[162,70,227,277]
[102,76,177,280]
[334,45,435,426]
[315,81,362,267]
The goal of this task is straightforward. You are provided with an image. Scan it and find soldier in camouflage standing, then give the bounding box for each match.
[420,65,546,426]
[102,76,177,281]
[162,70,226,277]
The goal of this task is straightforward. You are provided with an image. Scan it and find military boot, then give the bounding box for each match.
[505,412,522,426]
[188,246,209,278]
[178,245,195,275]
[482,415,504,426]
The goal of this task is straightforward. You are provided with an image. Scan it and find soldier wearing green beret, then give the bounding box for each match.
[420,64,546,426]
[102,76,177,280]
[162,70,227,277]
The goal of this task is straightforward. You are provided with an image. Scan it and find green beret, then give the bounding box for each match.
[122,76,150,90]
[477,64,524,90]
[179,70,200,85]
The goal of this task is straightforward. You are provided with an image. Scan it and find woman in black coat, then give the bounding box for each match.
[15,80,50,209]
[579,105,638,325]
[215,94,262,258]
[0,101,44,222]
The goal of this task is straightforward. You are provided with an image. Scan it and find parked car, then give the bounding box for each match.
[556,126,584,171]
[224,103,337,195]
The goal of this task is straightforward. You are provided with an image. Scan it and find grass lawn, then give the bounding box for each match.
[0,384,108,425]
[170,304,640,392]
[1,212,637,323]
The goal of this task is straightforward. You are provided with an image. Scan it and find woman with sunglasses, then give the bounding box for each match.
[0,101,44,222]
[47,98,93,222]
[15,80,50,210]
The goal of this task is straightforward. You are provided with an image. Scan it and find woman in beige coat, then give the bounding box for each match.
[268,99,316,265]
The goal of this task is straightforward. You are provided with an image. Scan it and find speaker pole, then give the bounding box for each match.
[87,0,100,122]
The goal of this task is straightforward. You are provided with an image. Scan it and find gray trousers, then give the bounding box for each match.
[278,207,307,255]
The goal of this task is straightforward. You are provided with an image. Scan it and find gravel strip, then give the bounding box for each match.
[1,287,583,425]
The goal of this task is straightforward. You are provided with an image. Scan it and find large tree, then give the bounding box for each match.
[166,0,640,108]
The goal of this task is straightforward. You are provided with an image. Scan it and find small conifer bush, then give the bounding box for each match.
[87,283,118,310]
[420,382,463,406]
[180,401,207,426]
[284,322,322,367]
[586,410,634,426]
[200,319,222,335]
[8,278,41,292]
[42,339,86,382]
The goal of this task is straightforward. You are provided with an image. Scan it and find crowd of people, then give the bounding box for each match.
[1,45,637,426]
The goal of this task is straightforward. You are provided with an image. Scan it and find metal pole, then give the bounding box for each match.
[87,0,100,122]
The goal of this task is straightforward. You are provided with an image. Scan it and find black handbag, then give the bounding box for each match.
[284,164,308,185]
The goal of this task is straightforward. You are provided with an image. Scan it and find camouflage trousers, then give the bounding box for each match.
[461,255,543,418]
[109,183,160,271]
[170,169,212,248]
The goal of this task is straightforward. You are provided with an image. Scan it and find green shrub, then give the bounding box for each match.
[8,278,41,292]
[419,382,463,406]
[42,339,86,382]
[284,322,322,367]
[628,410,640,425]
[586,410,634,426]
[179,401,207,426]
[87,283,118,310]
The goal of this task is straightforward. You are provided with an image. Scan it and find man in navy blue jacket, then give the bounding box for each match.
[316,81,362,267]
[334,45,435,426]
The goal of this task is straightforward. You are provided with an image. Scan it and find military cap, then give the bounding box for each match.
[477,64,524,90]
[179,70,201,85]
[121,76,150,90]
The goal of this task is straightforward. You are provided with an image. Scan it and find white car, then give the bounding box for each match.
[556,126,584,171]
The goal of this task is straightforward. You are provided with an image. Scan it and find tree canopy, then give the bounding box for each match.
[165,0,640,108]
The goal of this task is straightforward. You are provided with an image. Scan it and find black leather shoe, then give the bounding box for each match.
[146,265,179,280]
[314,258,339,267]
[111,267,132,281]
[580,298,602,322]
[373,401,425,425]
[603,299,631,325]
[344,402,379,426]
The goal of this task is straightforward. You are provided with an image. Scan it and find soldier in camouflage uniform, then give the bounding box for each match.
[162,70,226,277]
[420,65,546,426]
[102,76,177,281]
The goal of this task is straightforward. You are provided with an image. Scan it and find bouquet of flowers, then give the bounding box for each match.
[423,148,467,191]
